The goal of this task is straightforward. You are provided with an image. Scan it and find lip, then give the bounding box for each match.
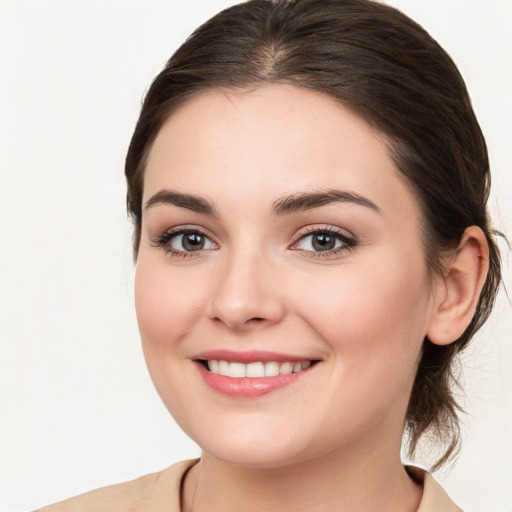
[195,363,316,397]
[191,349,312,364]
[192,350,319,398]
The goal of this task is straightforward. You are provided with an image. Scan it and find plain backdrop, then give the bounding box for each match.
[0,1,511,511]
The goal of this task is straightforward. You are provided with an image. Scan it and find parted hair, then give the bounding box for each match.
[125,0,502,468]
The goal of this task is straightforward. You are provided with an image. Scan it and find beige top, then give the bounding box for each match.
[37,459,463,512]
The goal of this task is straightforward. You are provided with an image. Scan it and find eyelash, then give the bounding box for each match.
[291,226,357,259]
[150,227,218,258]
[150,225,357,259]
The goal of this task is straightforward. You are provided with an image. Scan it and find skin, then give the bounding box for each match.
[134,85,486,511]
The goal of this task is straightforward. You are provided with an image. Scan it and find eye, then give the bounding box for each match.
[292,227,356,256]
[151,228,218,256]
[297,232,341,252]
[170,231,215,252]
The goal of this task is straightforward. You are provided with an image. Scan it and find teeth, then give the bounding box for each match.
[264,361,280,377]
[229,362,246,378]
[208,360,219,373]
[279,362,293,375]
[205,360,313,378]
[246,362,265,377]
[218,360,230,376]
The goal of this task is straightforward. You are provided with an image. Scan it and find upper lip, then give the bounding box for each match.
[191,349,317,364]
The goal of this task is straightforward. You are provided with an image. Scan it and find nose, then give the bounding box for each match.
[208,248,285,331]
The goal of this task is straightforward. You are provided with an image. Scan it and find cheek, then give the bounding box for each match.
[134,260,210,437]
[134,261,206,352]
[295,252,431,366]
[295,256,431,430]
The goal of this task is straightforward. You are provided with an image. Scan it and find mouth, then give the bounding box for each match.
[192,351,320,397]
[199,359,313,377]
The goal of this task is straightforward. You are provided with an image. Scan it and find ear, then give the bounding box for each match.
[427,226,489,346]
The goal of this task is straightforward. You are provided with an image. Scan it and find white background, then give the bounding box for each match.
[0,1,510,511]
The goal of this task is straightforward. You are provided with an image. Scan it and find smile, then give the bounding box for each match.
[205,360,312,377]
[193,351,319,398]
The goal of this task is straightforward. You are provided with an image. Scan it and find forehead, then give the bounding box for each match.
[143,84,419,221]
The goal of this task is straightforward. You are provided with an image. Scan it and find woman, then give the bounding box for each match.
[35,0,504,510]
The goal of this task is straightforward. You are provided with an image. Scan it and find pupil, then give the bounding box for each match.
[312,233,335,251]
[183,233,204,251]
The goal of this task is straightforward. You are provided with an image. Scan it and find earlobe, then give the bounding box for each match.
[427,226,489,346]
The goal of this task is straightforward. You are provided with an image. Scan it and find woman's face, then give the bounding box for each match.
[135,85,439,468]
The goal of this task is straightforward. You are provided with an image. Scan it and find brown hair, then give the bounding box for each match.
[125,0,502,468]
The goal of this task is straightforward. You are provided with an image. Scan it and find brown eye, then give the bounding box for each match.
[292,228,357,256]
[311,233,336,251]
[181,233,205,251]
[169,231,216,252]
[296,231,344,252]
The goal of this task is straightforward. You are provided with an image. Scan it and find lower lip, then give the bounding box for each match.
[196,362,314,398]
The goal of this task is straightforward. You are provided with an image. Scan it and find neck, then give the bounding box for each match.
[182,438,422,512]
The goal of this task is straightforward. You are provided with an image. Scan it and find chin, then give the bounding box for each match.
[204,444,305,469]
[190,425,321,469]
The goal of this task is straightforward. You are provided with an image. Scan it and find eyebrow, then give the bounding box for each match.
[272,189,380,215]
[143,188,380,217]
[144,189,216,215]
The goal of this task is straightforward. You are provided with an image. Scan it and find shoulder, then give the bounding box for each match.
[36,459,199,512]
[407,466,464,512]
